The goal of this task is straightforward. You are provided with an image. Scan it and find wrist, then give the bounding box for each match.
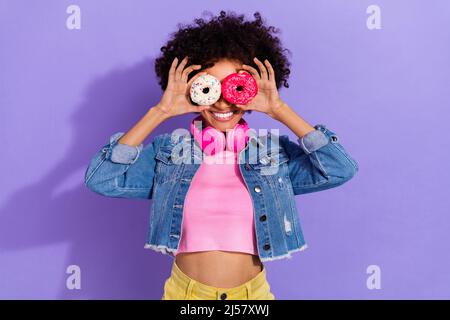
[268,100,290,121]
[151,104,172,122]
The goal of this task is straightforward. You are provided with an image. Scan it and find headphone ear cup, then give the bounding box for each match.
[191,116,226,156]
[204,127,226,156]
[225,127,234,152]
[226,122,248,153]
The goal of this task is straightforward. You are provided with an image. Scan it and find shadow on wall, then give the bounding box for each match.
[0,57,194,299]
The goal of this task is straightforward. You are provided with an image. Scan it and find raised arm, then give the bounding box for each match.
[279,123,359,195]
[84,56,211,199]
[236,57,358,194]
[84,106,168,199]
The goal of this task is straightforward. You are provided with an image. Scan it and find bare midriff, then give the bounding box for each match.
[175,250,263,288]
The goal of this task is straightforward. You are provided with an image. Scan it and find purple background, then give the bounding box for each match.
[1,0,449,299]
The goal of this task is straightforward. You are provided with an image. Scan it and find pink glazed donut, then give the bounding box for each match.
[221,71,258,105]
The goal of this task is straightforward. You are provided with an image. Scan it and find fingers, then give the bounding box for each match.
[187,71,207,87]
[167,57,179,88]
[175,56,189,80]
[168,56,204,92]
[241,63,260,80]
[253,57,268,80]
[182,64,202,82]
[263,59,276,84]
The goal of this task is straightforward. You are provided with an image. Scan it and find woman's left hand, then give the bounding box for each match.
[237,57,285,119]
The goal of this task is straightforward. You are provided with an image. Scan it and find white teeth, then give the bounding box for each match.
[212,112,233,119]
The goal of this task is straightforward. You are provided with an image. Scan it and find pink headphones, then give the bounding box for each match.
[190,115,250,156]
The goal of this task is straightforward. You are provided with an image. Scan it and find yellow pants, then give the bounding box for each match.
[161,261,275,300]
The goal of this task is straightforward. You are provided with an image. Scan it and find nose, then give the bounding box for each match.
[213,96,233,108]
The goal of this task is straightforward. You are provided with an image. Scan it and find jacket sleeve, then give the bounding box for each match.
[84,132,162,199]
[279,124,359,195]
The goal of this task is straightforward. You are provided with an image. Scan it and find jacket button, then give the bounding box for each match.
[259,215,267,222]
[263,244,271,251]
[220,293,227,300]
[254,186,261,193]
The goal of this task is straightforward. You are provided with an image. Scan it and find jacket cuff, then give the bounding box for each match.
[105,132,143,164]
[298,124,330,154]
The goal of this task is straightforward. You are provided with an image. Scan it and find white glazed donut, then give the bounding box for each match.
[190,74,221,105]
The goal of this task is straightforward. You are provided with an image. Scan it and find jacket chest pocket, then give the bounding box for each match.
[251,151,289,176]
[252,151,291,191]
[154,147,182,184]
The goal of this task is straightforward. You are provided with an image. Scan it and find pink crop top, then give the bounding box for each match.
[175,149,258,256]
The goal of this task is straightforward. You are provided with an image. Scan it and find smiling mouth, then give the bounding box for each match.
[208,110,239,121]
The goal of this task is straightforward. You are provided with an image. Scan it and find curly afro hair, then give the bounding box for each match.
[154,10,292,93]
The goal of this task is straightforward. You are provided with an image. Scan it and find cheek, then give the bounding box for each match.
[200,110,214,126]
[201,110,210,119]
[236,111,245,120]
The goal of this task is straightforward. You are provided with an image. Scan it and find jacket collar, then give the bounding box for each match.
[167,130,272,164]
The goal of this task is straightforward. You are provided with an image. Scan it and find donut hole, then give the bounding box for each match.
[236,85,244,92]
[202,87,210,94]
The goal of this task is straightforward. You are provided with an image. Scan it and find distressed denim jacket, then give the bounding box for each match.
[84,123,359,262]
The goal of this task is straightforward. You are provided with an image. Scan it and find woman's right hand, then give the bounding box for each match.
[155,56,210,119]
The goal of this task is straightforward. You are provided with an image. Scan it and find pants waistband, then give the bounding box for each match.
[171,261,268,299]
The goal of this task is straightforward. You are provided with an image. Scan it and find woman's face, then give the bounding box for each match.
[199,58,246,132]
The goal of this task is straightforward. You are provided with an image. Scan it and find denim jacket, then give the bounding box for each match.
[84,123,359,262]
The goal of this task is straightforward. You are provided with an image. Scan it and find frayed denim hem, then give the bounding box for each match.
[144,243,308,262]
[144,243,177,258]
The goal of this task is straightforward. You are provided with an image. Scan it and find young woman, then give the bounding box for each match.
[84,11,359,300]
